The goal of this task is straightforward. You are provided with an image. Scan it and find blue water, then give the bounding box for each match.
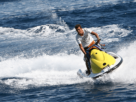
[0,0,136,101]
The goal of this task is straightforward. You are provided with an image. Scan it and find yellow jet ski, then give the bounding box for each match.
[77,42,123,79]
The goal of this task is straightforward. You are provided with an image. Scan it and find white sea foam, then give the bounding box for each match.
[0,24,131,42]
[0,53,93,89]
[0,24,69,40]
[90,24,132,43]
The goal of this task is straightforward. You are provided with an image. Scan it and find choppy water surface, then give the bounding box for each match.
[0,0,136,101]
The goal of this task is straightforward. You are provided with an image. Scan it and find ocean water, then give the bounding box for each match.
[0,0,136,101]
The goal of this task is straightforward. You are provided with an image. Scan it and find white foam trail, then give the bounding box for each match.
[0,53,94,89]
[1,41,136,88]
[0,54,84,77]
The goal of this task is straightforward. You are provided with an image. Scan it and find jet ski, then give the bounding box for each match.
[77,41,123,79]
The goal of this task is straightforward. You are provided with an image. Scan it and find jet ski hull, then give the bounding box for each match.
[77,52,123,79]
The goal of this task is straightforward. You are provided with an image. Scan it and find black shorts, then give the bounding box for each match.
[84,47,88,51]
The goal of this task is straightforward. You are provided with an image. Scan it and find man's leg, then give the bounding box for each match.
[84,53,92,75]
[85,59,91,75]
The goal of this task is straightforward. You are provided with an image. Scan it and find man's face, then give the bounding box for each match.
[76,27,84,36]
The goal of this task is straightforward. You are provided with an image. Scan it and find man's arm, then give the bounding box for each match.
[79,44,86,55]
[91,31,105,46]
[91,31,100,43]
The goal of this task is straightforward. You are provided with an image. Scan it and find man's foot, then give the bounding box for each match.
[86,70,91,75]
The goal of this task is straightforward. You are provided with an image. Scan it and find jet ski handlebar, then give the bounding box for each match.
[95,39,101,45]
[87,40,103,51]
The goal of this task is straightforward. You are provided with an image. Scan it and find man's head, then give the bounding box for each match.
[75,24,84,36]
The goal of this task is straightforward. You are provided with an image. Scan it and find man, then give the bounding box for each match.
[75,24,104,75]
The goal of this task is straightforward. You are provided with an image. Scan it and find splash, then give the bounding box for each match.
[0,53,92,89]
[109,41,136,84]
[0,41,136,89]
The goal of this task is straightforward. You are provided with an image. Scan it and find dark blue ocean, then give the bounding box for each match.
[0,0,136,101]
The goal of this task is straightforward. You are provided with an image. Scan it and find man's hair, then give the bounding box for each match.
[75,24,82,29]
